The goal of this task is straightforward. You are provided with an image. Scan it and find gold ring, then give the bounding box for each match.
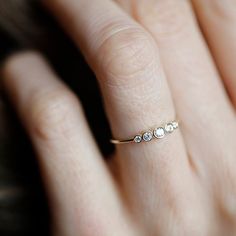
[110,120,179,144]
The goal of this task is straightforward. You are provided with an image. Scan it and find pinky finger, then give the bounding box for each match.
[1,52,134,236]
[192,0,236,107]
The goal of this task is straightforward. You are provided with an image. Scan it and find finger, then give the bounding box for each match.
[119,0,236,173]
[45,0,207,234]
[2,52,136,236]
[191,0,236,107]
[116,0,236,229]
[191,0,236,226]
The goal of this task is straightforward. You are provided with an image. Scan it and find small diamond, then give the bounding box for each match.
[134,135,142,143]
[154,127,165,139]
[142,131,153,142]
[165,123,174,133]
[172,121,178,129]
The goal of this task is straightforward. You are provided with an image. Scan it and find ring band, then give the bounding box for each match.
[110,120,179,144]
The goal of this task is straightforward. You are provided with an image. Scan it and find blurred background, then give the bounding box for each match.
[0,1,113,235]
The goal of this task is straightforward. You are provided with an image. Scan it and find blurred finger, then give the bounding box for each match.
[2,52,135,236]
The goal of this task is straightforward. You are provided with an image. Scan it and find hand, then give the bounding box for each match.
[2,1,236,235]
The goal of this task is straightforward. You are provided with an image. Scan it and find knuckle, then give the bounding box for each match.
[28,87,80,141]
[97,26,156,85]
[217,170,236,223]
[220,192,236,223]
[134,0,191,38]
[3,52,41,81]
[70,208,112,236]
[205,0,236,20]
[166,205,209,236]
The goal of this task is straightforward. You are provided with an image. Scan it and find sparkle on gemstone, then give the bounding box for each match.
[165,123,174,133]
[172,121,178,129]
[134,135,142,143]
[154,127,165,139]
[142,131,153,142]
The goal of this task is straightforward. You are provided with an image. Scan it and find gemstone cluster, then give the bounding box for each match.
[133,120,178,143]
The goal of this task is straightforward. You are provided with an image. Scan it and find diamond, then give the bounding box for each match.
[142,131,153,142]
[165,123,174,133]
[134,135,142,143]
[154,127,165,139]
[172,121,178,129]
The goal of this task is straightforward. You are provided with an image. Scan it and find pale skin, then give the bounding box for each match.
[1,0,236,235]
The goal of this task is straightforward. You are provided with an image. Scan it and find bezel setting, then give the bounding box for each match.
[172,121,178,129]
[142,131,153,142]
[110,120,179,144]
[164,123,174,133]
[134,135,142,143]
[154,127,165,139]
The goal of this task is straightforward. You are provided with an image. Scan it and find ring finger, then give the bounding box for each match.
[46,0,207,234]
[115,0,236,232]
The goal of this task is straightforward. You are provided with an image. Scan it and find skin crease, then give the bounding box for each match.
[1,0,236,235]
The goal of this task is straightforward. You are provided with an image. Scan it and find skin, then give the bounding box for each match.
[1,0,236,235]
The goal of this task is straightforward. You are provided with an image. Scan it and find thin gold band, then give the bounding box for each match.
[110,138,134,144]
[110,120,179,144]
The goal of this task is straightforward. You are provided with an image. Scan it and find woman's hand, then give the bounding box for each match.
[2,0,236,235]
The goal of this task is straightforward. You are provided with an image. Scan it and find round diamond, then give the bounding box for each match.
[134,135,142,143]
[172,121,178,129]
[142,131,153,142]
[165,123,174,133]
[154,127,165,139]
